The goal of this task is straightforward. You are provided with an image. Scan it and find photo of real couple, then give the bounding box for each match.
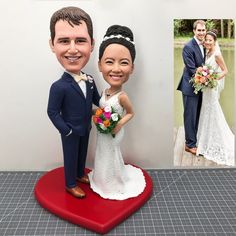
[174,19,235,167]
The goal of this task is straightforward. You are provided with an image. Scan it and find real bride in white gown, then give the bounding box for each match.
[197,30,235,166]
[88,25,146,200]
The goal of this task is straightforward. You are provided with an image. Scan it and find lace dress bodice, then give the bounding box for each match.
[88,90,146,200]
[99,91,124,116]
[205,50,224,96]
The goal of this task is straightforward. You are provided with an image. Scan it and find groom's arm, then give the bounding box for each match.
[47,83,71,135]
[182,45,197,77]
[92,80,101,107]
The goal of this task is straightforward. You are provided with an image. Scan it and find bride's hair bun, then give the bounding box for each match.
[105,25,134,40]
[206,29,218,40]
[99,25,136,62]
[211,29,218,35]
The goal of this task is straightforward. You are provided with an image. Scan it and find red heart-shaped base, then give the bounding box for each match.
[34,167,153,234]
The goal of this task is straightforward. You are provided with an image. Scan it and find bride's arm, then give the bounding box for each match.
[112,93,134,134]
[215,54,228,80]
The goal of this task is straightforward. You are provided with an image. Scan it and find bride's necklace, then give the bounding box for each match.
[206,48,215,58]
[105,88,121,97]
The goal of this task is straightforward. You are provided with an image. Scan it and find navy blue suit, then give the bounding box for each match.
[47,72,100,188]
[177,38,205,148]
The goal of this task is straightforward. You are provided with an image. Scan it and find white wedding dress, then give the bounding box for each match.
[88,91,146,200]
[196,49,235,166]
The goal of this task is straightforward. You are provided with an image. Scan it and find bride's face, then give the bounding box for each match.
[98,43,134,88]
[204,34,215,50]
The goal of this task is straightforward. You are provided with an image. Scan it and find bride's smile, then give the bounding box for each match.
[204,34,215,51]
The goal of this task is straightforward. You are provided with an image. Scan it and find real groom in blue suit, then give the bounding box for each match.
[177,20,206,155]
[47,7,100,198]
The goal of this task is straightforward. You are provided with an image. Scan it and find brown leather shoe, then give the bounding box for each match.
[66,186,85,198]
[76,175,90,184]
[185,145,197,155]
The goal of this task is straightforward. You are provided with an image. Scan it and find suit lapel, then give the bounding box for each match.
[85,80,93,104]
[192,38,204,61]
[203,48,206,63]
[72,80,86,99]
[63,72,86,99]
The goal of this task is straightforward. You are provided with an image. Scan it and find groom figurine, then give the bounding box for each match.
[177,20,206,155]
[47,7,100,198]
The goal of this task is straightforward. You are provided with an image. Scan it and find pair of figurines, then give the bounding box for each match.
[47,7,145,200]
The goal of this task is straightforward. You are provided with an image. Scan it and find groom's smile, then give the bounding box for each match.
[194,24,206,42]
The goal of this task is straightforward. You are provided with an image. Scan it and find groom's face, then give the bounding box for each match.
[193,23,206,42]
[49,20,94,74]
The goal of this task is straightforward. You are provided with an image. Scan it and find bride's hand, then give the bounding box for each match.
[112,123,122,134]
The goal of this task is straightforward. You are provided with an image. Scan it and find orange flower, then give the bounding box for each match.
[95,108,103,116]
[92,115,98,123]
[103,120,110,127]
[200,76,207,84]
[194,75,201,83]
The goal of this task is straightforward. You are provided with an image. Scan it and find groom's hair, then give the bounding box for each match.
[193,20,206,30]
[50,6,93,45]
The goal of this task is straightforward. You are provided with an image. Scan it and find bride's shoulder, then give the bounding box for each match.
[215,51,221,58]
[118,91,131,104]
[214,46,222,56]
[118,91,127,98]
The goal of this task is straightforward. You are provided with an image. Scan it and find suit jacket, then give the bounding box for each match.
[177,38,205,96]
[47,72,100,136]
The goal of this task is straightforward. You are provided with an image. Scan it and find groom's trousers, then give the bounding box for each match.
[182,94,202,148]
[61,132,90,188]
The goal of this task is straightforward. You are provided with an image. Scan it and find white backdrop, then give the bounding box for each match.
[0,0,235,170]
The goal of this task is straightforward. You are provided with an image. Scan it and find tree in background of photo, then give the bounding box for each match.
[174,19,234,38]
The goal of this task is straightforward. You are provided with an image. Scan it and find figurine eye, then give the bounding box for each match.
[75,38,87,44]
[121,60,129,65]
[58,38,70,44]
[105,60,113,64]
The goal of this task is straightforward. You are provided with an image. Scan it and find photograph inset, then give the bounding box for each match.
[174,19,235,167]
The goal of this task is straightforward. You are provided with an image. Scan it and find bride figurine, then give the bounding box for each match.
[197,30,235,166]
[88,25,146,200]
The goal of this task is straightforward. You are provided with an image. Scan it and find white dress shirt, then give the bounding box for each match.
[66,71,87,98]
[194,37,204,58]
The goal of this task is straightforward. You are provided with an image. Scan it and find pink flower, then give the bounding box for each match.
[97,117,103,124]
[104,112,111,119]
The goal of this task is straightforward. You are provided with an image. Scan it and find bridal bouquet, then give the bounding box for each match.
[189,64,219,94]
[93,106,121,137]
